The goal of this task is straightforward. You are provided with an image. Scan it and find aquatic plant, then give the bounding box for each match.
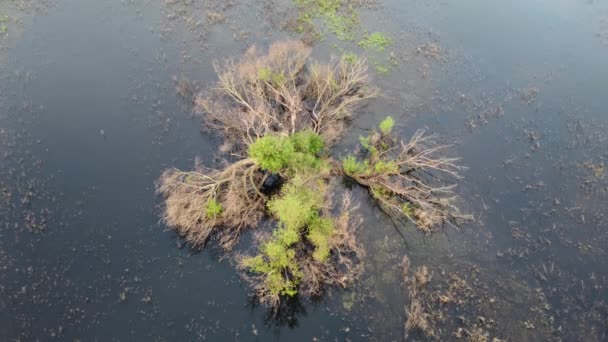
[157,41,467,310]
[359,32,392,51]
[292,0,360,41]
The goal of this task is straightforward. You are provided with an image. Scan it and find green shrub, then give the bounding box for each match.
[248,132,326,173]
[359,135,378,155]
[307,215,334,261]
[291,130,325,155]
[243,178,331,297]
[373,160,399,174]
[402,202,413,217]
[205,199,223,219]
[248,136,295,173]
[342,155,366,175]
[267,179,324,231]
[379,116,394,135]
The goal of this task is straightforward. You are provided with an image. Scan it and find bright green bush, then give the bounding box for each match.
[243,178,335,297]
[248,135,295,173]
[205,199,223,219]
[379,116,394,135]
[342,155,366,175]
[307,215,334,261]
[291,130,325,155]
[248,132,326,173]
[268,179,324,231]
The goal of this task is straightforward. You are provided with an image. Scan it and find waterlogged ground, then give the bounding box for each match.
[1,0,608,340]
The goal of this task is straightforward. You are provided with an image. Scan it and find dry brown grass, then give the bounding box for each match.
[156,158,266,250]
[401,257,437,338]
[194,40,376,151]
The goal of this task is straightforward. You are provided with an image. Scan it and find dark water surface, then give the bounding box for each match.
[1,0,607,340]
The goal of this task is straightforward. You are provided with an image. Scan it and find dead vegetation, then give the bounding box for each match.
[195,40,375,150]
[343,120,472,233]
[401,258,508,341]
[156,158,265,249]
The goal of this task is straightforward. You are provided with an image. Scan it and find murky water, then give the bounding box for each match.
[1,0,607,340]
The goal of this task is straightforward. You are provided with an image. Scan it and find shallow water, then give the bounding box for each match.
[1,0,607,340]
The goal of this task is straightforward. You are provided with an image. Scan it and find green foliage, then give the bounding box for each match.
[342,155,366,175]
[205,199,223,219]
[359,135,378,155]
[243,178,334,298]
[359,32,392,52]
[248,135,295,173]
[0,15,8,34]
[379,116,395,135]
[258,67,286,86]
[373,160,399,174]
[241,243,301,297]
[373,62,390,76]
[370,185,390,200]
[307,215,334,261]
[402,202,413,217]
[258,67,272,82]
[248,132,326,174]
[291,130,325,155]
[342,52,358,65]
[293,0,359,41]
[268,179,324,232]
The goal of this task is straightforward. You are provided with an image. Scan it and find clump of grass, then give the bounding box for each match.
[359,32,392,51]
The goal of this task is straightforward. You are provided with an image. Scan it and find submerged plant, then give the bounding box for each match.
[156,41,468,310]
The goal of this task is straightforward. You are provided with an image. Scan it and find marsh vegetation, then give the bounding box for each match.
[156,40,468,309]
